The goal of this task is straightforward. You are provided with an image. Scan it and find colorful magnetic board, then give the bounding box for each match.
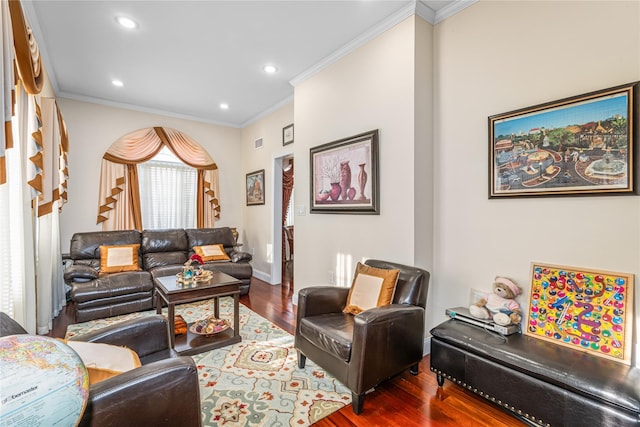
[526,262,634,364]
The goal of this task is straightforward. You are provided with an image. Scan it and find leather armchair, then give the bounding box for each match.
[0,312,202,427]
[294,259,429,414]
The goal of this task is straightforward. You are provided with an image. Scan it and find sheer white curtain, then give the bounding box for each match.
[0,85,37,332]
[1,0,65,334]
[138,148,197,229]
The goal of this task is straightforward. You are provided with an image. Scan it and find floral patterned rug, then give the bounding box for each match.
[66,298,351,426]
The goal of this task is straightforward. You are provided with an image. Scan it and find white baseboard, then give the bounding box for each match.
[252,270,275,284]
[423,336,431,356]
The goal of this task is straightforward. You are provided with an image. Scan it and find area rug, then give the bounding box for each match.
[66,298,351,426]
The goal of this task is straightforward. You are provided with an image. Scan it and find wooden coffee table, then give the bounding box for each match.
[154,271,242,355]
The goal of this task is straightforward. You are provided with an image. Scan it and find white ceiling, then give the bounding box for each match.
[24,1,472,128]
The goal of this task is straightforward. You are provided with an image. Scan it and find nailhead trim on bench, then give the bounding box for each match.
[430,367,550,427]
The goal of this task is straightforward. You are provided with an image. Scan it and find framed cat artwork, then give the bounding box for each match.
[309,130,379,214]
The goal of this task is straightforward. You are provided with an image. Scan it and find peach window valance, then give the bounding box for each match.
[9,0,43,95]
[97,127,220,231]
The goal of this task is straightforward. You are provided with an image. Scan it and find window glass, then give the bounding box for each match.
[138,147,197,229]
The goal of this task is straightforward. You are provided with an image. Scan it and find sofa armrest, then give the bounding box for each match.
[70,315,171,359]
[64,264,99,283]
[230,251,252,262]
[78,357,202,427]
[297,286,350,319]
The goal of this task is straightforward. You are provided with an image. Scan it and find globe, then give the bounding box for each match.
[0,335,89,426]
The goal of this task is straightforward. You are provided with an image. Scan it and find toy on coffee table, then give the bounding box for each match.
[469,276,523,326]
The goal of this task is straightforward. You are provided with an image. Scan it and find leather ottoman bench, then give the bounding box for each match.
[430,319,640,426]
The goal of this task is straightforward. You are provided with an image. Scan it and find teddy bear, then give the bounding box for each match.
[469,276,523,326]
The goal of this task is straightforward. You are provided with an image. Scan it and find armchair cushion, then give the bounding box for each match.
[65,340,141,384]
[194,244,230,261]
[299,313,354,362]
[99,244,141,274]
[343,262,399,315]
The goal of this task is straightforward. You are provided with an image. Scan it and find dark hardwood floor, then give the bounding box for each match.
[51,266,525,427]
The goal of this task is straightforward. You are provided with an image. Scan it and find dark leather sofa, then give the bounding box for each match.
[0,312,202,426]
[65,227,252,322]
[430,319,640,426]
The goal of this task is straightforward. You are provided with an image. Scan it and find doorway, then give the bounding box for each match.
[282,157,294,289]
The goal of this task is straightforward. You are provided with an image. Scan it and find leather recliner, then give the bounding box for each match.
[294,259,430,414]
[0,312,203,427]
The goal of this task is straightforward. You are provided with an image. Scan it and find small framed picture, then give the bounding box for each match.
[246,169,265,206]
[283,123,294,146]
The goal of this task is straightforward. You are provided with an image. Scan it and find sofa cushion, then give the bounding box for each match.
[70,230,141,262]
[343,262,399,315]
[100,244,142,273]
[141,229,188,270]
[186,227,236,253]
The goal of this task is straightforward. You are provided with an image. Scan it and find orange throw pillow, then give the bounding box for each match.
[99,244,141,274]
[193,244,231,262]
[343,262,400,315]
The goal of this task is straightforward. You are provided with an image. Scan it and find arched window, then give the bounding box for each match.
[138,146,197,229]
[96,127,220,231]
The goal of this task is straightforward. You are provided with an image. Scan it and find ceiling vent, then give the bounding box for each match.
[254,138,263,149]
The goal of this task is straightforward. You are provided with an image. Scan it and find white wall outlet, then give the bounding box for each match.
[251,247,255,256]
[328,270,335,285]
[296,205,306,216]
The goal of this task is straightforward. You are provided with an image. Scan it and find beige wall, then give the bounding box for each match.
[240,102,294,281]
[433,0,640,356]
[293,16,426,294]
[414,15,435,327]
[56,98,243,249]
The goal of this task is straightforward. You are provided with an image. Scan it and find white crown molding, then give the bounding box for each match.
[289,1,417,87]
[433,0,478,24]
[415,1,436,24]
[290,0,477,88]
[240,95,294,128]
[57,92,242,128]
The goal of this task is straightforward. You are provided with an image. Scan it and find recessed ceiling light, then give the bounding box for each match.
[116,16,138,29]
[112,79,124,87]
[220,103,229,110]
[263,64,278,74]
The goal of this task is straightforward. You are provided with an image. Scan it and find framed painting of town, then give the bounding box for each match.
[489,82,639,198]
[525,262,634,365]
[310,129,379,214]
